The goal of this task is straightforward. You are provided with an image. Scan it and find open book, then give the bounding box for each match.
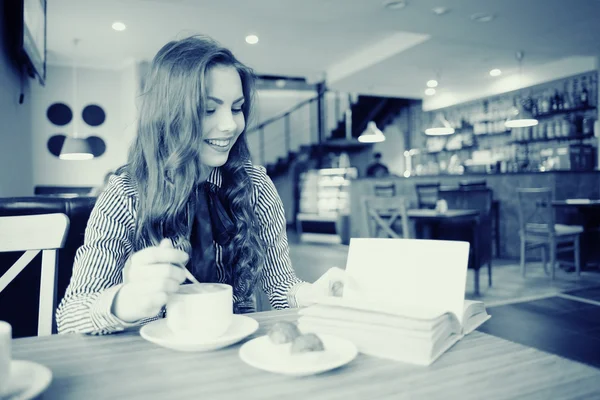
[298,238,491,366]
[298,296,490,366]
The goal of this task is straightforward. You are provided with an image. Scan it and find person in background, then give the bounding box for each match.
[56,35,338,336]
[366,152,390,177]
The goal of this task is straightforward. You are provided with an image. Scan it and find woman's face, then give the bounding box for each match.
[200,65,246,168]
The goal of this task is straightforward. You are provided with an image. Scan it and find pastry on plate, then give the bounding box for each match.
[267,321,301,344]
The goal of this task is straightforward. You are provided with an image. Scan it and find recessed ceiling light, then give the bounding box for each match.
[383,0,407,10]
[432,7,450,15]
[245,34,259,44]
[425,88,436,96]
[427,79,438,88]
[470,12,495,22]
[112,22,126,31]
[489,68,502,77]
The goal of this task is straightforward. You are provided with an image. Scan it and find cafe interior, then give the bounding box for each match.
[1,0,600,398]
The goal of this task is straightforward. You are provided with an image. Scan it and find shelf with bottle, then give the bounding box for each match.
[533,105,596,119]
[510,133,595,145]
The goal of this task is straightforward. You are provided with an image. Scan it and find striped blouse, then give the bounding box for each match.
[55,162,307,335]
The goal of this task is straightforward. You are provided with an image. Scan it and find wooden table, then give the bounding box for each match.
[11,309,600,400]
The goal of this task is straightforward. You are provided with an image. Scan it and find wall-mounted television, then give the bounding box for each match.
[4,0,47,86]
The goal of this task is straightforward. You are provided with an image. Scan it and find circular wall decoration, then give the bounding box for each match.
[87,135,107,157]
[82,104,106,127]
[47,135,66,157]
[47,103,72,126]
[47,134,107,158]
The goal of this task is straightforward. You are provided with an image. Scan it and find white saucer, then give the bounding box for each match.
[239,334,358,377]
[1,360,52,400]
[140,315,259,352]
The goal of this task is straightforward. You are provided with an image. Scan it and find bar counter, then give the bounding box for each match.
[349,171,600,259]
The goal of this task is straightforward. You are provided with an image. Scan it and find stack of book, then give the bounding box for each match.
[298,297,490,366]
[298,238,491,366]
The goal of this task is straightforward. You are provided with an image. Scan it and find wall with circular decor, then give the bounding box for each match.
[31,63,142,186]
[45,102,108,159]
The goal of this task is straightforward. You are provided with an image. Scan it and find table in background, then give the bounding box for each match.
[12,309,600,400]
[407,209,479,239]
[553,200,600,271]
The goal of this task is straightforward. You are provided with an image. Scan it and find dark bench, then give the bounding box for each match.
[0,196,97,337]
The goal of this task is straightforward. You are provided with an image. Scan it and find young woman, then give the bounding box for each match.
[55,35,323,335]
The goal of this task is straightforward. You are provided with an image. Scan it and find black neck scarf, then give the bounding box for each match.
[189,182,236,284]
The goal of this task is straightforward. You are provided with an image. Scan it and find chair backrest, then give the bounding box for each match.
[516,187,556,235]
[373,182,396,198]
[415,182,440,209]
[0,214,70,336]
[459,179,487,190]
[361,196,410,238]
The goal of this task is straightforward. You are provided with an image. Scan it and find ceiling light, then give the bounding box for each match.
[383,0,407,10]
[111,22,127,31]
[470,13,495,22]
[59,137,94,160]
[245,35,259,44]
[358,121,386,143]
[425,114,454,135]
[427,79,438,88]
[425,88,436,96]
[432,7,450,15]
[489,68,502,77]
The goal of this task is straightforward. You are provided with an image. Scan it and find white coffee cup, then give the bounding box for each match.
[166,283,233,341]
[0,321,12,395]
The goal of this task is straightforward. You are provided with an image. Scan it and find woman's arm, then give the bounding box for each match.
[55,176,160,335]
[252,166,312,309]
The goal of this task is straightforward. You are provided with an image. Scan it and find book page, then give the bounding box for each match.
[342,238,470,325]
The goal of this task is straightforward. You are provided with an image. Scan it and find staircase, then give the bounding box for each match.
[247,90,411,178]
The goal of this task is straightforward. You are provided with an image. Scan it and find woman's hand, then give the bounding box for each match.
[296,267,351,307]
[111,239,189,323]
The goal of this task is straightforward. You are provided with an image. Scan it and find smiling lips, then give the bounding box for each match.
[205,138,232,151]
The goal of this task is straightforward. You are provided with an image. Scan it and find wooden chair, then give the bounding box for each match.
[0,213,69,335]
[373,182,396,198]
[438,188,493,296]
[516,188,582,279]
[362,196,410,238]
[415,183,440,209]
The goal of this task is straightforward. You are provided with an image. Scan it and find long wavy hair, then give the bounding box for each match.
[124,35,265,300]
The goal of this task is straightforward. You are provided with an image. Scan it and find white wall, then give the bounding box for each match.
[0,5,33,197]
[248,90,318,165]
[31,63,140,187]
[372,110,408,176]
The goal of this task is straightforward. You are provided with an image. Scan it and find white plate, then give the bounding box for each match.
[239,334,358,377]
[140,314,259,352]
[2,360,53,400]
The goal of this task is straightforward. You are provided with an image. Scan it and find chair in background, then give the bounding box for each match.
[516,188,582,279]
[362,196,410,239]
[415,183,441,209]
[438,187,493,296]
[373,182,396,198]
[0,213,70,336]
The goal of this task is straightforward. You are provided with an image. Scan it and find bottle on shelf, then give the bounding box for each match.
[580,76,589,108]
[572,79,580,109]
[562,81,572,110]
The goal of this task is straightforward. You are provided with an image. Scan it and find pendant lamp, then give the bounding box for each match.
[425,114,455,135]
[358,121,386,143]
[60,38,93,161]
[505,51,538,129]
